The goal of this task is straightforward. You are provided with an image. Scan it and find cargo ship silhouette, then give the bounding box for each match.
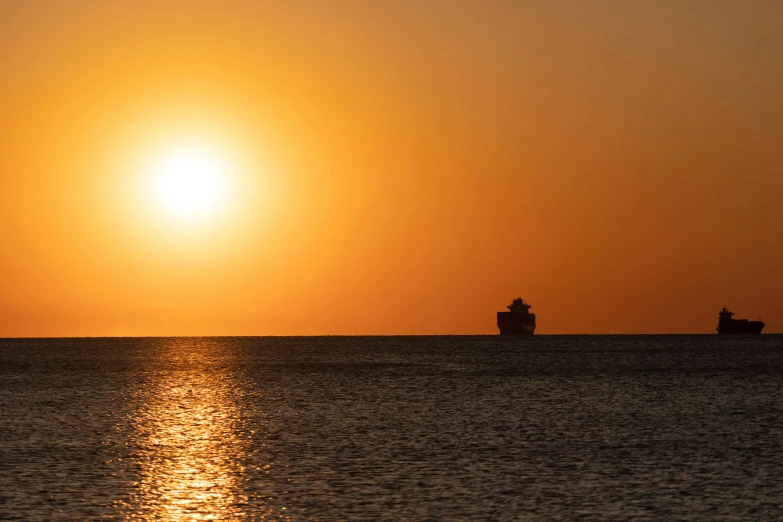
[717,306,764,334]
[497,298,536,335]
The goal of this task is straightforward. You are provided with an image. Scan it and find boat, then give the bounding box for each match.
[497,298,536,335]
[716,306,764,334]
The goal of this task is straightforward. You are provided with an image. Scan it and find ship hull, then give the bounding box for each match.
[717,320,764,334]
[497,312,536,335]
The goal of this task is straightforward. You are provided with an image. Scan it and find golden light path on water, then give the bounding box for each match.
[116,340,290,521]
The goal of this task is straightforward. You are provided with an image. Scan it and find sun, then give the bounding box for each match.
[149,144,231,222]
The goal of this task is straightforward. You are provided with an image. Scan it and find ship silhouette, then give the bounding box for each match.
[716,306,764,334]
[497,298,536,335]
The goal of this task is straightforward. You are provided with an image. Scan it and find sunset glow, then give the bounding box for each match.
[1,2,781,336]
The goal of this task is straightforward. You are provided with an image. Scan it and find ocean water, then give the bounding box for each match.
[1,335,782,521]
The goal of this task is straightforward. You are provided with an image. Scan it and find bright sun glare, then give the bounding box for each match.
[149,144,231,222]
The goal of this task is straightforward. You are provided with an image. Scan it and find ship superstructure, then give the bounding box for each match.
[716,306,764,334]
[497,298,536,335]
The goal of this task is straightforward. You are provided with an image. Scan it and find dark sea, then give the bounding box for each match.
[1,335,783,521]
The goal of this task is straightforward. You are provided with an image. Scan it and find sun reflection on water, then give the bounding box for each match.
[116,340,288,521]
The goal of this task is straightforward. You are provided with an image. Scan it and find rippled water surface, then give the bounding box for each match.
[2,335,783,520]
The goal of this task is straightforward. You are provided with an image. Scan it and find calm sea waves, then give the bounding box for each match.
[1,335,783,521]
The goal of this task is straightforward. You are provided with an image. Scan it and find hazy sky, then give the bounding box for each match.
[1,1,782,335]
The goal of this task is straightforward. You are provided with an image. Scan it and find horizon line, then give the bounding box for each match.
[1,333,780,340]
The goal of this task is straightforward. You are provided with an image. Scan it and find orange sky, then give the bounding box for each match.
[1,1,782,336]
